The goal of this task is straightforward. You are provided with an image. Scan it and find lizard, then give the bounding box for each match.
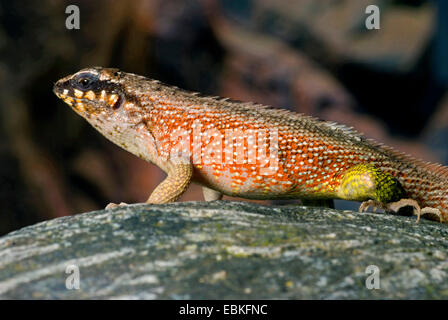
[53,67,447,223]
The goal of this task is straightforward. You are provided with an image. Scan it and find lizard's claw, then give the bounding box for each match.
[359,200,388,213]
[359,198,422,223]
[105,202,129,210]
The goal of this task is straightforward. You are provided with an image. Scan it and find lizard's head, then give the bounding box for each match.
[53,67,128,116]
[53,67,150,136]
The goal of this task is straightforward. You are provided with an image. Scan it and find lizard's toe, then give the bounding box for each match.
[105,202,129,210]
[386,198,421,222]
[359,200,388,213]
[420,207,444,223]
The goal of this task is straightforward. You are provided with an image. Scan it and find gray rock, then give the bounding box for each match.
[0,201,447,299]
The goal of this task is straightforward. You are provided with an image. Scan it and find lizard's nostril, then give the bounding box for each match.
[53,80,63,91]
[53,80,69,98]
[53,82,61,94]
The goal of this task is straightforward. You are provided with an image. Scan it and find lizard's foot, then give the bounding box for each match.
[105,202,129,210]
[359,198,421,222]
[420,207,444,223]
[359,199,388,213]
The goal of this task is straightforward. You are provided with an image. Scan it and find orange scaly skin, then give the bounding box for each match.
[54,67,448,222]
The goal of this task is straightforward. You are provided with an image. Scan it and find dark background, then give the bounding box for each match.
[0,0,446,236]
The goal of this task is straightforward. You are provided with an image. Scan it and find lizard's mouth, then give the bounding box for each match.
[53,81,97,114]
[54,93,96,117]
[54,79,122,113]
[54,85,87,113]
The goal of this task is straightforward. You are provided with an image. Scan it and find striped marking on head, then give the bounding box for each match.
[74,89,84,98]
[100,90,107,102]
[84,90,96,100]
[75,101,86,112]
[108,94,119,107]
[63,97,74,105]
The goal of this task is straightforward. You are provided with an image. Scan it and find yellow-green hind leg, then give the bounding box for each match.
[336,164,423,221]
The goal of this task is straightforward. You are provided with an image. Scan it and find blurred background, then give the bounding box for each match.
[0,0,446,236]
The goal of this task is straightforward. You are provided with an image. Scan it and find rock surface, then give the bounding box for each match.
[0,201,448,299]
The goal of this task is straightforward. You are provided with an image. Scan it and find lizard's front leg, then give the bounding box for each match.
[146,163,193,204]
[106,162,193,209]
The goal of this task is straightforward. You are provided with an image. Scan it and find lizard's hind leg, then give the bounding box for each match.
[336,164,422,221]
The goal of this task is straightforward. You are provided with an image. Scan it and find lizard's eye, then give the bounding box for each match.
[80,78,90,86]
[77,77,93,90]
[73,73,97,91]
